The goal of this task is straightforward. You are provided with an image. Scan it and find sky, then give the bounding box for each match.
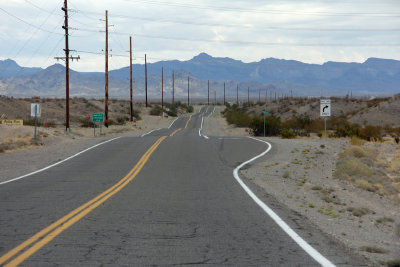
[0,0,399,72]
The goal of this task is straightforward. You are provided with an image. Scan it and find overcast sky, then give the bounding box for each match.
[0,0,399,72]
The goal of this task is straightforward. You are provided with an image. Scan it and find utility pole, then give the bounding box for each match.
[236,84,239,105]
[161,67,164,111]
[129,36,133,122]
[208,80,210,105]
[223,82,225,105]
[55,0,80,131]
[265,88,268,103]
[291,89,293,99]
[258,88,261,103]
[172,71,175,105]
[248,87,250,105]
[104,10,109,127]
[187,76,190,106]
[145,54,148,107]
[214,90,216,105]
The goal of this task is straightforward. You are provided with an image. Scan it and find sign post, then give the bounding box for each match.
[31,103,41,139]
[262,110,268,137]
[320,99,331,136]
[92,113,104,136]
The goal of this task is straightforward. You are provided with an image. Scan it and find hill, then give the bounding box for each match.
[0,54,399,98]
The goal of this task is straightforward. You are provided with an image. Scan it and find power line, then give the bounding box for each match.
[68,9,400,32]
[124,0,400,17]
[0,7,63,35]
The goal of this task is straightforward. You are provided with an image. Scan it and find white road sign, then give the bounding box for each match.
[31,103,41,117]
[320,99,331,117]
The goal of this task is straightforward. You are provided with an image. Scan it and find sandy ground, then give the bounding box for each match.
[0,114,175,182]
[202,106,400,266]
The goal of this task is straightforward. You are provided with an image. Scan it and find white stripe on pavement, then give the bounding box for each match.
[0,136,122,186]
[233,136,336,267]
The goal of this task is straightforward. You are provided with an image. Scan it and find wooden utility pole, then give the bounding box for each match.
[104,10,109,127]
[145,53,148,107]
[207,80,210,105]
[129,36,133,122]
[236,84,239,105]
[187,76,190,106]
[172,71,175,105]
[248,87,250,105]
[55,0,79,131]
[223,82,225,105]
[161,67,164,111]
[258,88,261,103]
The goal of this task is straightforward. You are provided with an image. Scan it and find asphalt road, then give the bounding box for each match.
[0,107,367,266]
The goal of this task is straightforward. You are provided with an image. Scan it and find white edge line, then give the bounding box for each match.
[199,117,204,137]
[207,106,215,118]
[168,117,179,129]
[233,136,336,267]
[0,136,122,186]
[141,128,162,137]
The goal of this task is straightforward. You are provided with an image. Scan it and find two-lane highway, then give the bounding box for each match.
[0,106,366,266]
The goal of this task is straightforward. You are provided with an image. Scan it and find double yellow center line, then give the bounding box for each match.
[169,128,182,136]
[0,136,167,267]
[185,114,192,129]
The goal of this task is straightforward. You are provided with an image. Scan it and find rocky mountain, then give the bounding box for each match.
[0,54,399,99]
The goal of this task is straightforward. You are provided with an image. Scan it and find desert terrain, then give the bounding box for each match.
[1,97,399,266]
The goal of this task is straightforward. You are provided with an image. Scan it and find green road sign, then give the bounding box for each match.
[92,113,104,122]
[262,110,269,115]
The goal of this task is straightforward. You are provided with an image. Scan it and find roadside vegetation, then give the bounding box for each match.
[150,101,193,117]
[222,100,400,142]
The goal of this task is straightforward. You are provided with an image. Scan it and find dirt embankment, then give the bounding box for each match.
[202,106,400,266]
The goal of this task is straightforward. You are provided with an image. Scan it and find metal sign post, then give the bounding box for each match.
[93,113,104,137]
[31,103,41,139]
[262,110,268,137]
[320,99,331,136]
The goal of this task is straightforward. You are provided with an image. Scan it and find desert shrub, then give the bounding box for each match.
[24,118,43,127]
[354,179,378,192]
[359,125,382,141]
[334,158,373,179]
[132,109,141,120]
[150,105,163,116]
[347,207,372,217]
[225,110,251,127]
[350,136,366,146]
[79,117,94,128]
[281,129,296,139]
[249,115,281,136]
[339,146,368,159]
[359,246,387,254]
[387,259,400,267]
[116,116,128,125]
[107,119,117,126]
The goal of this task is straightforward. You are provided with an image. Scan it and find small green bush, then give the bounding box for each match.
[150,105,163,116]
[281,129,296,139]
[79,117,94,128]
[359,246,387,254]
[347,207,372,217]
[387,259,400,267]
[334,158,373,179]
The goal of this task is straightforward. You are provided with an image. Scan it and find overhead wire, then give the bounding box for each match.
[124,0,400,17]
[68,9,400,32]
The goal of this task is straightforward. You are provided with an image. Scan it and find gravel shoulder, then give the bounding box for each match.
[0,114,175,183]
[202,106,400,266]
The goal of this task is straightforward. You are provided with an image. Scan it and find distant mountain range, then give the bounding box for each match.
[0,53,399,99]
